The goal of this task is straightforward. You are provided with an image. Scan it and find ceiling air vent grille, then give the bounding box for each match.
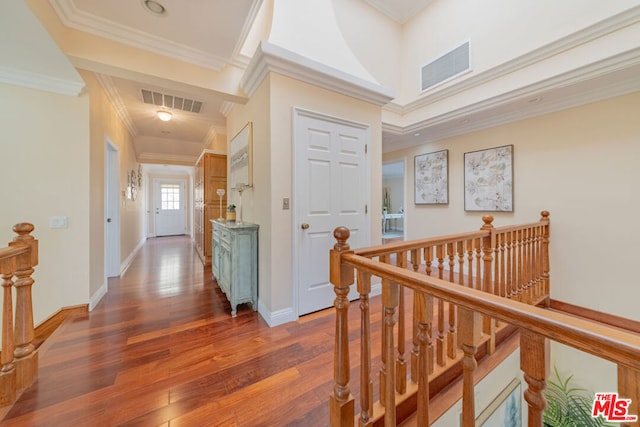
[421,41,470,91]
[141,89,203,114]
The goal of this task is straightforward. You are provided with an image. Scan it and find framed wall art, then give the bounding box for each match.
[464,145,513,212]
[229,121,253,191]
[414,149,448,204]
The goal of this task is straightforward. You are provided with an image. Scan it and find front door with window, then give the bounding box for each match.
[154,179,187,236]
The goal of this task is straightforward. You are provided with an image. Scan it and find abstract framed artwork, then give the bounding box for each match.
[475,378,522,426]
[414,149,448,204]
[229,121,253,191]
[464,144,513,212]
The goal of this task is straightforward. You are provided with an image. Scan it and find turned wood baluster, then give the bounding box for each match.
[424,247,435,374]
[532,226,541,301]
[459,307,482,427]
[330,227,355,427]
[395,252,407,395]
[1,267,16,406]
[481,216,496,355]
[447,242,457,360]
[540,211,551,304]
[436,245,446,367]
[415,290,432,426]
[520,329,549,427]
[517,229,524,301]
[357,270,373,426]
[382,278,399,426]
[475,238,482,291]
[496,233,505,297]
[524,227,532,303]
[467,239,475,289]
[506,230,514,299]
[410,248,420,384]
[9,223,38,390]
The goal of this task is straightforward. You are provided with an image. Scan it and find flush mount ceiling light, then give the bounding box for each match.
[143,0,167,16]
[157,110,172,121]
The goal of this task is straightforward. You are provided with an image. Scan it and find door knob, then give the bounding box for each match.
[301,223,310,230]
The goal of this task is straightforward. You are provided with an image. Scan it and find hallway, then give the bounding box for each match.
[1,236,333,426]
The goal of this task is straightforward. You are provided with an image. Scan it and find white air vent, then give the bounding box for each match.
[141,89,203,114]
[421,41,470,91]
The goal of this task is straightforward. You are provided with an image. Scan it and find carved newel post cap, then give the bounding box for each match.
[13,223,35,241]
[481,215,494,229]
[333,227,350,251]
[540,211,550,219]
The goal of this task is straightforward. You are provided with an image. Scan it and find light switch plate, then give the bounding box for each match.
[49,216,68,229]
[282,198,290,210]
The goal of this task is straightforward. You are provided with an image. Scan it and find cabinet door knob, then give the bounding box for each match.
[301,223,310,230]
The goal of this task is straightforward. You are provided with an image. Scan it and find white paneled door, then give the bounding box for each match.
[295,109,370,315]
[154,179,187,236]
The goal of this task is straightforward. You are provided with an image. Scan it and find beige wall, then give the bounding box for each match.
[0,82,90,326]
[228,72,383,320]
[383,92,640,321]
[81,70,145,304]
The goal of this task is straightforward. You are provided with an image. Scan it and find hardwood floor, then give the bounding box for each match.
[1,236,338,426]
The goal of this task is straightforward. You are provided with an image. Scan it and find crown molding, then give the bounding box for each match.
[0,65,85,96]
[388,5,640,116]
[220,101,235,117]
[50,0,227,71]
[94,73,137,137]
[241,41,394,106]
[384,48,640,153]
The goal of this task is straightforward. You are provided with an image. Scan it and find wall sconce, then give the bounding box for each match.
[157,110,172,121]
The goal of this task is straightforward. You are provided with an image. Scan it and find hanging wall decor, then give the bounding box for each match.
[414,149,448,204]
[464,145,513,212]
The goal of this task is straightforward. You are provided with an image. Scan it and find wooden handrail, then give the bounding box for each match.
[1,223,38,408]
[329,212,638,426]
[341,253,640,370]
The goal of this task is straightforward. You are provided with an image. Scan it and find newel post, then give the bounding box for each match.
[480,215,496,355]
[9,223,38,390]
[330,227,355,427]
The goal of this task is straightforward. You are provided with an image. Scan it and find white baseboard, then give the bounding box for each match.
[258,300,298,327]
[120,237,146,276]
[89,281,108,311]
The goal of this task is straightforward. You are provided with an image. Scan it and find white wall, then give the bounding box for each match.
[0,82,90,326]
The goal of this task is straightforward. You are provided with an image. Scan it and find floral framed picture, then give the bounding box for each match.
[414,149,448,204]
[464,145,513,212]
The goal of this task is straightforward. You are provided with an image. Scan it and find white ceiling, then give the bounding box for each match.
[24,1,640,168]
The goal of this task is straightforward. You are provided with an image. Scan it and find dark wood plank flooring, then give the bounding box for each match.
[1,236,340,426]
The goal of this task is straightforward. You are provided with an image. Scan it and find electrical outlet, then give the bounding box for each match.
[282,198,290,210]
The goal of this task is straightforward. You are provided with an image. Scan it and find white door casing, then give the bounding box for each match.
[154,179,187,236]
[294,108,370,315]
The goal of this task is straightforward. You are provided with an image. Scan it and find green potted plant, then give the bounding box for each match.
[543,367,614,426]
[226,204,236,222]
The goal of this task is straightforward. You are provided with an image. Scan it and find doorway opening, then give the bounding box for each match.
[382,160,405,244]
[105,139,121,278]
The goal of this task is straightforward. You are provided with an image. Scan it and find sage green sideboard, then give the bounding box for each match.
[211,220,258,317]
